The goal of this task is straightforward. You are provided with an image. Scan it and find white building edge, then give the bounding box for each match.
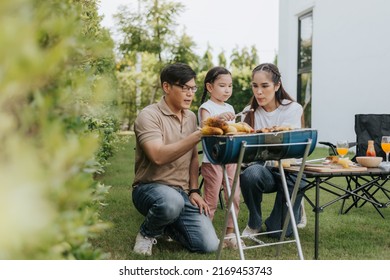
[278,0,390,148]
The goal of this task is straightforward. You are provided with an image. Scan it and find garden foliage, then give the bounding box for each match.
[114,0,263,126]
[0,0,119,259]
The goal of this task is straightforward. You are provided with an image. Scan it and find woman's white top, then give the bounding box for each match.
[243,99,303,165]
[243,99,303,130]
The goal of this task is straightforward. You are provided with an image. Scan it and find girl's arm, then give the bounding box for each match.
[200,107,235,125]
[199,108,211,127]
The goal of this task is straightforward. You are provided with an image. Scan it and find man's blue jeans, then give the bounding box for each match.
[132,183,219,253]
[240,163,303,238]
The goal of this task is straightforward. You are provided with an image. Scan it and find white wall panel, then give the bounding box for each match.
[279,0,390,148]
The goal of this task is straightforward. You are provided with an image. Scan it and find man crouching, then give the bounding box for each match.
[132,62,219,256]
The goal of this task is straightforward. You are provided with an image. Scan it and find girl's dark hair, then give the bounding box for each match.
[200,66,231,104]
[243,63,295,127]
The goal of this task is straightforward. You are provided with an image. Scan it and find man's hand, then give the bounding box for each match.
[189,193,210,216]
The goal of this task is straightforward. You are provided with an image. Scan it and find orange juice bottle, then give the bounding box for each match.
[366,140,376,157]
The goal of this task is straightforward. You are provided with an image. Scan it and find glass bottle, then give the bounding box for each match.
[366,140,376,157]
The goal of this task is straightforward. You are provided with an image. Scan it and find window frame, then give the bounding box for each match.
[297,11,313,128]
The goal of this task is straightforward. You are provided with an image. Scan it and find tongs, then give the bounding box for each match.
[235,108,254,118]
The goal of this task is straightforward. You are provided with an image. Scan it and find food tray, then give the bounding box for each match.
[201,129,318,164]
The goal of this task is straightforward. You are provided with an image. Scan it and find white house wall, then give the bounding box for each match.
[278,0,390,147]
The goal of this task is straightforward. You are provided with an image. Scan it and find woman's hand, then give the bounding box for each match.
[189,193,210,216]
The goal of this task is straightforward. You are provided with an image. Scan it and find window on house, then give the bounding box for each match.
[297,12,313,128]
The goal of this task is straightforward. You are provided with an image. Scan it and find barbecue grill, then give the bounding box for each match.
[201,128,318,260]
[202,129,318,164]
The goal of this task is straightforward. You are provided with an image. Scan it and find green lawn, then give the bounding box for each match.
[92,135,390,260]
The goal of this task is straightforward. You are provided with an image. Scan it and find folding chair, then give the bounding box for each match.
[318,141,356,157]
[320,114,390,216]
[354,114,390,160]
[353,114,390,213]
[321,114,390,160]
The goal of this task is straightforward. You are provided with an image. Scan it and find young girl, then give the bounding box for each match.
[198,66,244,249]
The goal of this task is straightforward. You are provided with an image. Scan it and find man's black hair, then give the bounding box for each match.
[160,62,196,86]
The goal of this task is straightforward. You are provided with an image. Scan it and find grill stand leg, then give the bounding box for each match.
[216,141,246,260]
[276,139,311,260]
[217,139,312,260]
[277,164,304,259]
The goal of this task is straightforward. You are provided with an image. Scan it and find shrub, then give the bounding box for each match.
[0,0,119,259]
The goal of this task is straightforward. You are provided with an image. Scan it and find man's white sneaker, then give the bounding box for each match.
[241,225,261,237]
[133,232,157,256]
[223,233,245,249]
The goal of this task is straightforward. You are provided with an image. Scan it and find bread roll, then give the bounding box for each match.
[201,125,224,135]
[203,117,229,132]
[225,125,238,133]
[230,122,254,133]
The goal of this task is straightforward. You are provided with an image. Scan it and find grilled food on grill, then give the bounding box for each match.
[256,126,293,133]
[203,116,229,132]
[225,125,238,134]
[201,125,224,135]
[229,122,254,133]
[201,117,254,135]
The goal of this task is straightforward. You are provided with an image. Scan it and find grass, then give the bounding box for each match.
[91,135,390,260]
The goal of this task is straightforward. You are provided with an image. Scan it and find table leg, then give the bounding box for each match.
[314,177,320,260]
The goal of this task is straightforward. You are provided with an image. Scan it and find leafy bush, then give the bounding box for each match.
[0,0,119,259]
[84,115,121,172]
